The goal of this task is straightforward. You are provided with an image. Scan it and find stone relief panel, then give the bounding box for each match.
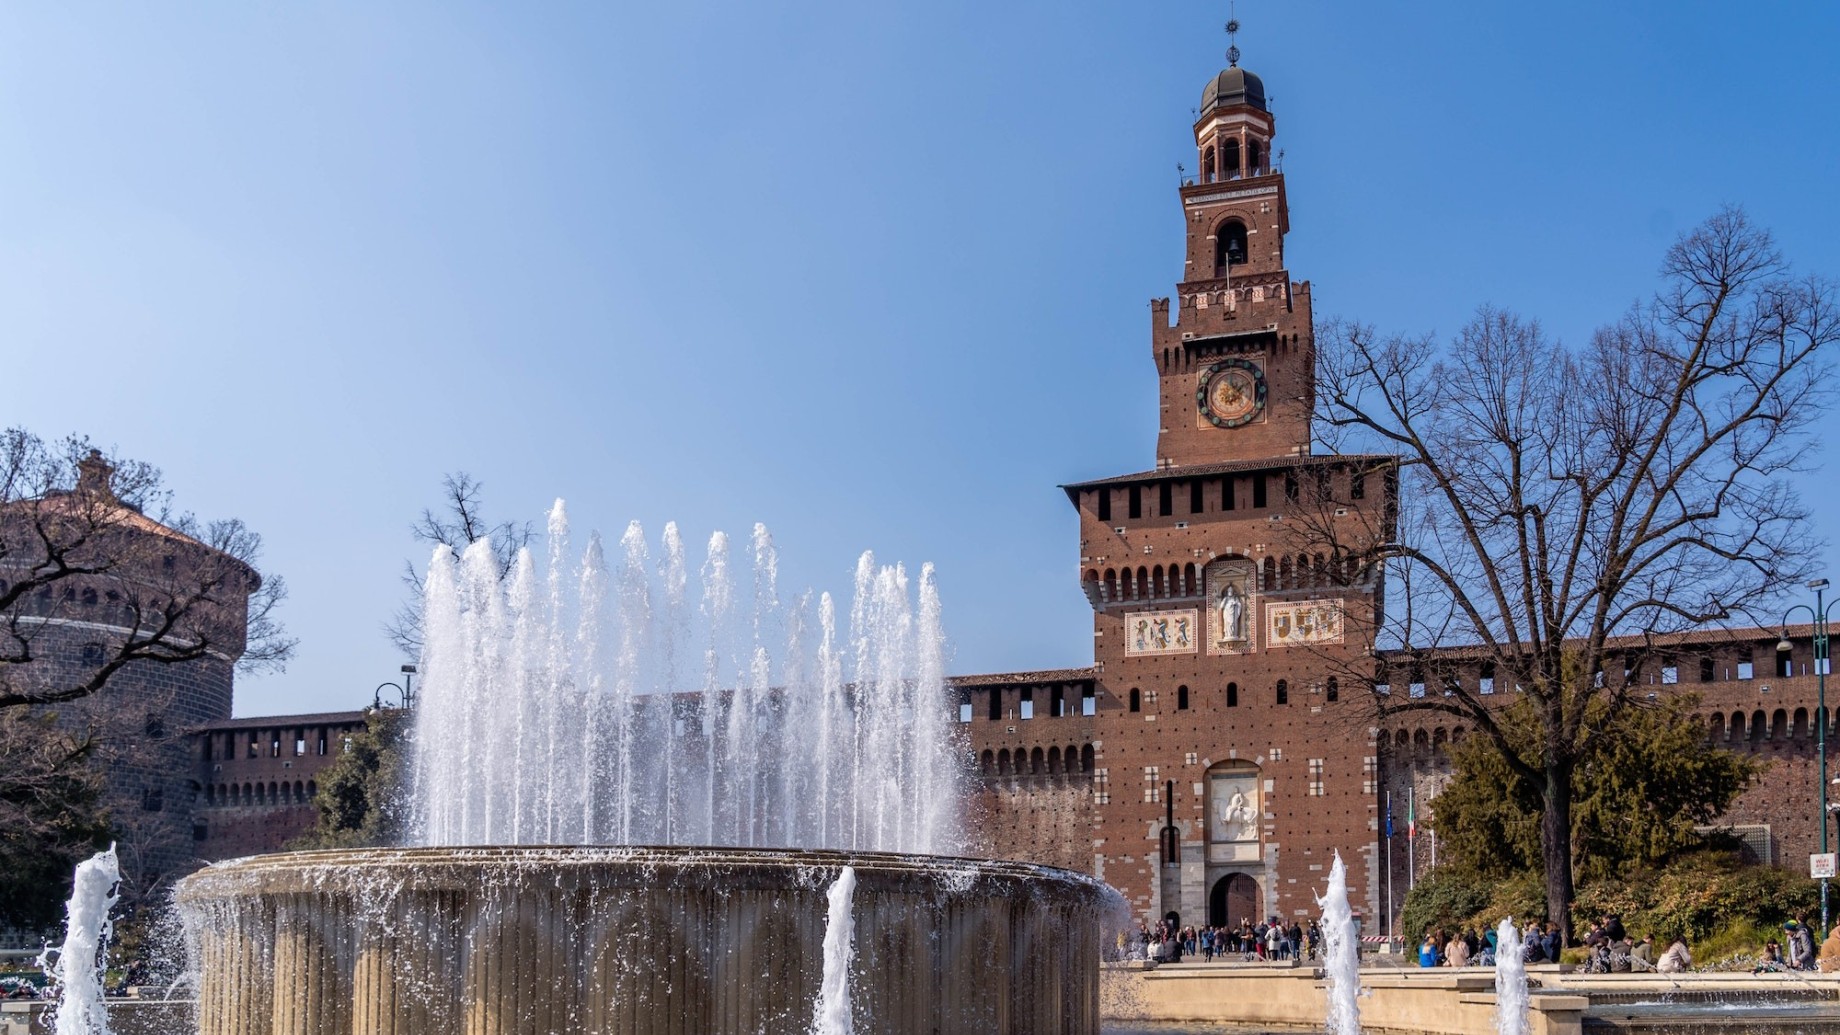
[1206,767,1261,864]
[1124,609,1197,656]
[1266,598,1344,649]
[1204,558,1257,656]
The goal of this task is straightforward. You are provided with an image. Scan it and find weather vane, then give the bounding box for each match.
[1225,4,1241,67]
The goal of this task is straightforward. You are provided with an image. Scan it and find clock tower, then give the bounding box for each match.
[1152,40,1313,468]
[1055,26,1392,929]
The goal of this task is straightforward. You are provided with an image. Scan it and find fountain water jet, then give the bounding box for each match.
[1493,917,1529,1035]
[811,866,857,1035]
[407,512,966,856]
[40,844,119,1035]
[1314,851,1361,1035]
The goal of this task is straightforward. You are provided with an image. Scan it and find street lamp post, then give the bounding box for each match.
[373,665,419,711]
[1781,578,1836,939]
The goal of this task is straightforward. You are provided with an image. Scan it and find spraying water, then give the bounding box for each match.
[409,506,964,857]
[812,866,858,1035]
[1494,918,1529,1035]
[1313,852,1361,1035]
[39,845,120,1035]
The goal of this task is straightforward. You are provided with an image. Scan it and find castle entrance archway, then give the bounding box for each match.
[1209,872,1259,927]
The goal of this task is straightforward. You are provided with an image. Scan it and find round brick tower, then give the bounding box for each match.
[1,451,253,893]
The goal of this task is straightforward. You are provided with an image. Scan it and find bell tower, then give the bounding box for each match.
[1152,20,1312,468]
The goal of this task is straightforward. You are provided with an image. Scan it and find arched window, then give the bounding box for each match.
[1226,682,1239,708]
[1129,688,1142,713]
[1177,685,1190,710]
[980,750,994,775]
[997,749,1011,775]
[1276,680,1289,705]
[1203,146,1216,182]
[1222,139,1241,177]
[1047,746,1062,774]
[1247,139,1263,172]
[1216,219,1249,269]
[1030,747,1044,775]
[1080,744,1095,773]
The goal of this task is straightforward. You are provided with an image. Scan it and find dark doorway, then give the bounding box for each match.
[1208,873,1259,927]
[1164,910,1180,932]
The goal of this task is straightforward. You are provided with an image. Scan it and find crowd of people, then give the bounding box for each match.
[1416,915,1678,971]
[1415,912,1823,974]
[1124,917,1325,963]
[1120,908,1822,974]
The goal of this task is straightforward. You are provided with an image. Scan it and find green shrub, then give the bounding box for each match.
[1479,872,1548,931]
[1400,867,1494,943]
[1572,849,1817,945]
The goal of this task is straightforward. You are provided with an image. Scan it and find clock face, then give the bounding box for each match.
[1197,358,1266,428]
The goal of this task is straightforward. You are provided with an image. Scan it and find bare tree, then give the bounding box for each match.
[0,709,113,929]
[0,431,295,711]
[384,472,533,657]
[1304,209,1835,938]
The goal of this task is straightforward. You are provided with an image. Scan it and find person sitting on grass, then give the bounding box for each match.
[1752,941,1786,974]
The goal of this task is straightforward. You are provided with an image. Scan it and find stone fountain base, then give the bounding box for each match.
[176,846,1112,1035]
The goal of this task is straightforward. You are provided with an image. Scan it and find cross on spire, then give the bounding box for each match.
[1225,5,1241,68]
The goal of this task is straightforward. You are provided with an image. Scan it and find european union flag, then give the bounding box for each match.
[1385,812,1394,839]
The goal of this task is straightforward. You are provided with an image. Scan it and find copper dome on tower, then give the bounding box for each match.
[1201,66,1267,114]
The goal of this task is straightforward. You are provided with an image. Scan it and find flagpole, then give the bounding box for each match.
[1384,790,1394,948]
[1407,785,1416,891]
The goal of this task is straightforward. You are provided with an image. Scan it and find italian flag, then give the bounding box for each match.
[1407,788,1416,839]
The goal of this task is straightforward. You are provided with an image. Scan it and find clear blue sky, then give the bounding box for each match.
[3,2,1837,716]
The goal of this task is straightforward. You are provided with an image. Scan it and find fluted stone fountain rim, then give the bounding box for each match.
[176,844,1117,903]
[176,846,1116,1035]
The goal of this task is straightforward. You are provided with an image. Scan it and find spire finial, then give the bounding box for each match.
[1225,4,1241,68]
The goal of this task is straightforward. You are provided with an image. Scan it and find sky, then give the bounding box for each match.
[3,2,1837,717]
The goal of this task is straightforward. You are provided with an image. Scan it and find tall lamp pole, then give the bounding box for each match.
[373,665,419,711]
[1781,578,1836,939]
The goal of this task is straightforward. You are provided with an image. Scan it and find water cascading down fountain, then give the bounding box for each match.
[178,507,1112,1035]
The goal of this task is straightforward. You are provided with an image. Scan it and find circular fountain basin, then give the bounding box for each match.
[176,845,1114,1035]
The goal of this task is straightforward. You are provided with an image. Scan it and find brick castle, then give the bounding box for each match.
[11,47,1833,938]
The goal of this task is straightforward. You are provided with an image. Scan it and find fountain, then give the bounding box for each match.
[177,511,1112,1034]
[1493,918,1528,1035]
[1314,851,1361,1035]
[811,866,856,1035]
[39,845,119,1035]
